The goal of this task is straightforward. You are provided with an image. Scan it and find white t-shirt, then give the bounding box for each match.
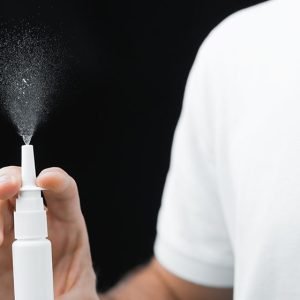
[154,0,300,299]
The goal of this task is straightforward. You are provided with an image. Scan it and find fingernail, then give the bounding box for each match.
[38,171,49,177]
[0,175,11,184]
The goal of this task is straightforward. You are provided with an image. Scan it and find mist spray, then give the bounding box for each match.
[0,24,65,300]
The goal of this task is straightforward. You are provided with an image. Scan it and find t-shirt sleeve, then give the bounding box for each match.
[154,36,234,287]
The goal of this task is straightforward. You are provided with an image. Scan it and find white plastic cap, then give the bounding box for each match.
[14,145,48,239]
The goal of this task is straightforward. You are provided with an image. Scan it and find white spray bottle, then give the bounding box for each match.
[12,145,54,300]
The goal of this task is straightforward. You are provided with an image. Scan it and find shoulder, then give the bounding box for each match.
[198,1,281,62]
[189,0,284,91]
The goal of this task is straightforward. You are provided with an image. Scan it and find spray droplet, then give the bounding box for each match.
[0,23,66,141]
[22,135,32,145]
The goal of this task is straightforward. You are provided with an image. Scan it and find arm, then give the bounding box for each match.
[36,166,231,300]
[0,166,232,300]
[100,258,233,300]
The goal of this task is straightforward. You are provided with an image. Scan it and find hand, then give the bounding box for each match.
[0,166,99,300]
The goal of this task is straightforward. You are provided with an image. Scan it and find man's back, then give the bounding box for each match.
[154,0,300,299]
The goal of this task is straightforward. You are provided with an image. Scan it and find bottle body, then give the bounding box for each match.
[12,239,54,300]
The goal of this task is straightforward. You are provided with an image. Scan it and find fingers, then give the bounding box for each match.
[36,168,82,223]
[0,167,20,247]
[0,166,21,201]
[0,166,83,239]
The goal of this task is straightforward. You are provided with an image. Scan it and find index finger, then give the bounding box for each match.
[36,167,82,223]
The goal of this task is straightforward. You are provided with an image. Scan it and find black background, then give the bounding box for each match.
[0,0,264,292]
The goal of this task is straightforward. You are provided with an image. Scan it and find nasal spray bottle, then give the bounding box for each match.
[12,145,54,300]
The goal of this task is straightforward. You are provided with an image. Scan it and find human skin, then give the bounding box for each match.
[0,166,233,300]
[0,166,98,300]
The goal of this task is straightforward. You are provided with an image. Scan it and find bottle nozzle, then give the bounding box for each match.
[21,145,37,189]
